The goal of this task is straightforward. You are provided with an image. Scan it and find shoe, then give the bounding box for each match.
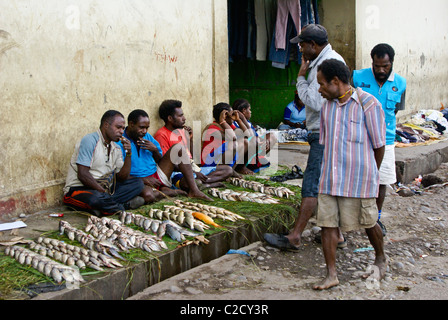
[128,196,145,210]
[377,220,387,236]
[263,233,300,252]
[284,165,303,180]
[314,233,347,249]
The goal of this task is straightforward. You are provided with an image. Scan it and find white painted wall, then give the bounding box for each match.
[0,0,229,216]
[355,0,448,119]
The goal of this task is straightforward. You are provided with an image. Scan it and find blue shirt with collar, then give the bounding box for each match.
[353,68,407,145]
[117,129,163,178]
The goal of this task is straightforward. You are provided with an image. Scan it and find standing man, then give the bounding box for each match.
[353,43,407,235]
[63,110,145,216]
[264,24,346,250]
[154,99,233,188]
[314,59,386,290]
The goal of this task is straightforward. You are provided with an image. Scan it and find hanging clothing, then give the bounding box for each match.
[269,15,298,68]
[300,0,319,26]
[228,0,249,62]
[254,0,276,61]
[275,0,301,50]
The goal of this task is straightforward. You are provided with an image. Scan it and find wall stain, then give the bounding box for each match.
[0,30,19,55]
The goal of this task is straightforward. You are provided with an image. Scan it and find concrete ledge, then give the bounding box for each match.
[395,139,448,184]
[32,214,289,300]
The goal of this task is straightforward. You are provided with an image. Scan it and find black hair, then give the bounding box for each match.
[212,103,232,122]
[232,98,250,112]
[128,109,149,124]
[371,43,395,62]
[100,110,124,127]
[158,99,182,123]
[317,59,351,84]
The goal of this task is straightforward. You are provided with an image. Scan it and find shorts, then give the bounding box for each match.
[379,144,396,185]
[316,194,379,232]
[147,166,172,190]
[301,133,324,198]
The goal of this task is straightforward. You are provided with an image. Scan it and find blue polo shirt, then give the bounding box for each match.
[117,130,163,178]
[353,68,406,145]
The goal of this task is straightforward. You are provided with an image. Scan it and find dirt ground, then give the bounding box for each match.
[130,163,448,301]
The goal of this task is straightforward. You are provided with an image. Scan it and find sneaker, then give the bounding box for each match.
[127,196,145,210]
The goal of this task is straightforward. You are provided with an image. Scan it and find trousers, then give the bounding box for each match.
[63,177,143,216]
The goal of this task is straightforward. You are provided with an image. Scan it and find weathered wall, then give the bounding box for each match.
[320,0,356,70]
[355,0,448,120]
[0,0,229,217]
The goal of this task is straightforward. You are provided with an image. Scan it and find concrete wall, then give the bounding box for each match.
[0,0,229,218]
[320,0,356,70]
[355,0,448,120]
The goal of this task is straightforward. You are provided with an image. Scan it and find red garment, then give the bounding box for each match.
[154,126,191,157]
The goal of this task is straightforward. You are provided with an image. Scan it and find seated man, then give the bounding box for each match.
[154,99,233,189]
[118,109,212,202]
[232,98,277,172]
[278,91,307,130]
[201,103,254,176]
[63,110,145,216]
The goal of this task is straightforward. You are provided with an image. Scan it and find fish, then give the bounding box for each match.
[157,222,166,239]
[165,224,183,242]
[192,212,221,228]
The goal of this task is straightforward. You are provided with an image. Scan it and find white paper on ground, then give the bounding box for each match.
[0,221,27,232]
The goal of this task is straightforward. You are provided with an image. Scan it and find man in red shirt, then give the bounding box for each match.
[154,100,233,189]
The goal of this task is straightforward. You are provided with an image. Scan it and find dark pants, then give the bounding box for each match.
[63,178,144,216]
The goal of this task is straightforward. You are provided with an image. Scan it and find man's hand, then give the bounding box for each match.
[120,137,132,155]
[195,171,209,183]
[298,57,311,77]
[137,138,158,152]
[142,176,162,188]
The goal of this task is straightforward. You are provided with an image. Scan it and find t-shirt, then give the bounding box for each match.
[284,101,306,124]
[63,129,124,194]
[154,126,191,157]
[117,130,163,178]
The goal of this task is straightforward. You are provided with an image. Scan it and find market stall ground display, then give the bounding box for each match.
[0,176,301,300]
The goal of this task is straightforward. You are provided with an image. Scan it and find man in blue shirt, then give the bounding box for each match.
[353,43,407,236]
[118,109,212,203]
[278,91,307,130]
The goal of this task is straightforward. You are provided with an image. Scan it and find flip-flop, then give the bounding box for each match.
[263,233,300,252]
[285,165,304,179]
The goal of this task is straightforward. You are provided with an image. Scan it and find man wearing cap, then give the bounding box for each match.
[353,44,407,236]
[264,24,346,251]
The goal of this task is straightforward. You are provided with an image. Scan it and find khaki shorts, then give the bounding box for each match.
[317,194,378,232]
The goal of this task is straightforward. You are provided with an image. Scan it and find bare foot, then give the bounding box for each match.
[285,234,301,247]
[313,275,339,290]
[362,258,387,280]
[188,191,213,202]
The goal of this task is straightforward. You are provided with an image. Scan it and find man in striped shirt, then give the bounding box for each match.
[314,59,387,290]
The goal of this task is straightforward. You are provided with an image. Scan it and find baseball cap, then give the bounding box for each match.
[290,24,328,44]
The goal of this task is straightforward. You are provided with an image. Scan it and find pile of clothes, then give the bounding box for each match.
[396,109,448,145]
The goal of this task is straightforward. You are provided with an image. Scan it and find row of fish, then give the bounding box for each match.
[59,220,126,260]
[227,177,295,199]
[86,216,168,253]
[30,237,123,271]
[119,211,200,242]
[208,188,280,204]
[4,245,84,285]
[173,200,245,222]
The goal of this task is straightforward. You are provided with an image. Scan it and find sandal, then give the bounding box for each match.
[284,165,303,180]
[263,233,300,252]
